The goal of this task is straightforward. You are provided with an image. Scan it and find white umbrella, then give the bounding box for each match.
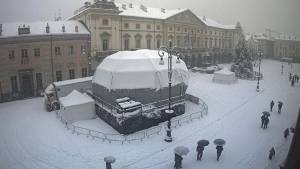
[104,156,116,163]
[174,146,189,156]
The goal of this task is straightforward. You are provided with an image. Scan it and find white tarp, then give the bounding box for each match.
[92,49,189,91]
[59,90,95,123]
[213,68,237,84]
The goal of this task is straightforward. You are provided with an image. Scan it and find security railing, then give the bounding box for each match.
[55,97,208,144]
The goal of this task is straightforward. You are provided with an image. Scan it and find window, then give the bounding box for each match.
[81,45,86,55]
[36,73,43,90]
[169,26,173,31]
[102,39,108,51]
[209,38,212,48]
[21,49,29,64]
[177,27,180,32]
[124,39,130,50]
[156,39,161,48]
[11,76,18,93]
[124,23,129,28]
[34,48,40,57]
[9,50,15,61]
[184,28,187,32]
[136,24,140,29]
[146,39,151,49]
[209,31,212,35]
[147,24,151,29]
[55,47,61,56]
[156,25,160,30]
[69,69,75,79]
[135,39,141,48]
[102,19,108,25]
[0,81,2,96]
[68,46,74,56]
[82,68,88,77]
[56,71,62,81]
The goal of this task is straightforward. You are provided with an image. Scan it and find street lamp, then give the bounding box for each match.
[256,50,263,92]
[158,40,182,142]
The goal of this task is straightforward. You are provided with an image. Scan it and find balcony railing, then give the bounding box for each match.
[21,58,29,64]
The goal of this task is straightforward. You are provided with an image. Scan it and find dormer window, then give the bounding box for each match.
[102,19,109,25]
[18,25,30,35]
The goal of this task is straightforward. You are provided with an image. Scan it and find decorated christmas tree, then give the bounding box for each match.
[231,34,254,79]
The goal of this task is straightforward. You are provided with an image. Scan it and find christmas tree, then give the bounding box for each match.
[231,34,254,79]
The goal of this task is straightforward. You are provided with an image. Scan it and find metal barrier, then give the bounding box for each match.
[55,97,208,144]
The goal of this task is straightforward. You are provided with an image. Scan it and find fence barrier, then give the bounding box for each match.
[55,97,208,144]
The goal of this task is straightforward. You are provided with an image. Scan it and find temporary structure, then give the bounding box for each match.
[59,90,95,123]
[213,68,237,84]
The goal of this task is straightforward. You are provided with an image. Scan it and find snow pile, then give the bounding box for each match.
[93,49,189,90]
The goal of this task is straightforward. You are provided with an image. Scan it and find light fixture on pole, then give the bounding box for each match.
[158,40,182,142]
[256,50,263,92]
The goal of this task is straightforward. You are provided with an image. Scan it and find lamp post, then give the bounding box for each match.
[158,40,182,142]
[256,50,263,92]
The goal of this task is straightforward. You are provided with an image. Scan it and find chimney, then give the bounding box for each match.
[46,23,50,33]
[0,24,2,36]
[62,24,65,32]
[161,8,165,13]
[122,4,126,10]
[140,5,147,12]
[202,16,206,21]
[75,25,78,32]
[129,3,133,8]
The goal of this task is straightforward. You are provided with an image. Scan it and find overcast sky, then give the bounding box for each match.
[0,0,299,36]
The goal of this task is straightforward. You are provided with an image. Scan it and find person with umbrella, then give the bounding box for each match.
[270,100,274,112]
[263,116,270,129]
[196,140,209,161]
[278,101,283,114]
[174,146,189,169]
[214,139,225,161]
[261,114,266,128]
[269,147,275,160]
[104,156,116,169]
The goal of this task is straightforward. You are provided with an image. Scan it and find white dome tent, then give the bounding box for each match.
[213,68,237,84]
[93,49,189,91]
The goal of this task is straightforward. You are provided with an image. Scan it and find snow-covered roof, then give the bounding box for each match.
[59,90,94,107]
[199,16,236,30]
[214,68,235,75]
[115,3,187,20]
[93,49,189,90]
[54,76,92,87]
[274,35,300,41]
[0,20,89,38]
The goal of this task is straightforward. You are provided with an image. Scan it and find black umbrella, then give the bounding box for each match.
[262,111,270,116]
[214,139,226,146]
[197,140,209,146]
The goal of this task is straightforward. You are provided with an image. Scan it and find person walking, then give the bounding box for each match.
[270,100,274,112]
[289,73,292,81]
[269,147,275,160]
[174,153,183,169]
[263,116,269,129]
[196,144,204,160]
[216,145,224,161]
[261,115,266,128]
[278,101,283,114]
[284,128,290,139]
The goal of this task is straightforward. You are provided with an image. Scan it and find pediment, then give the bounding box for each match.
[166,10,205,26]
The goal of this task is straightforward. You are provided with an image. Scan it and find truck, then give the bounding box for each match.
[44,76,93,111]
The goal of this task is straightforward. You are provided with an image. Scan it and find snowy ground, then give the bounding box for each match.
[0,59,299,169]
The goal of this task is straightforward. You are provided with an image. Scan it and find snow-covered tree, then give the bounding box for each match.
[231,34,254,79]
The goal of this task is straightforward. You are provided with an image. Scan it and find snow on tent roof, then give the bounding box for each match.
[115,3,187,20]
[92,49,189,90]
[54,76,92,87]
[214,68,234,75]
[59,90,94,107]
[199,16,236,29]
[0,20,89,38]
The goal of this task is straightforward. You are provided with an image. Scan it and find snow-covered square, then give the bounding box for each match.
[0,59,299,169]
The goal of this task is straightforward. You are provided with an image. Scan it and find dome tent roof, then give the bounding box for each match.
[92,49,189,91]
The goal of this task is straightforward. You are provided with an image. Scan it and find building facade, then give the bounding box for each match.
[70,0,243,70]
[0,21,90,102]
[248,32,300,61]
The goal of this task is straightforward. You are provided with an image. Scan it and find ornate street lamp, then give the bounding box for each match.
[158,40,182,142]
[256,50,263,92]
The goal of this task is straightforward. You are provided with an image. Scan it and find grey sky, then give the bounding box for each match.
[0,0,299,35]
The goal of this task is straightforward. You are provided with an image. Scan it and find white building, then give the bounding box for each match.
[69,0,243,70]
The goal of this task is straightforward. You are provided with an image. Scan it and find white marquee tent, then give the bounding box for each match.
[59,90,95,123]
[213,68,237,84]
